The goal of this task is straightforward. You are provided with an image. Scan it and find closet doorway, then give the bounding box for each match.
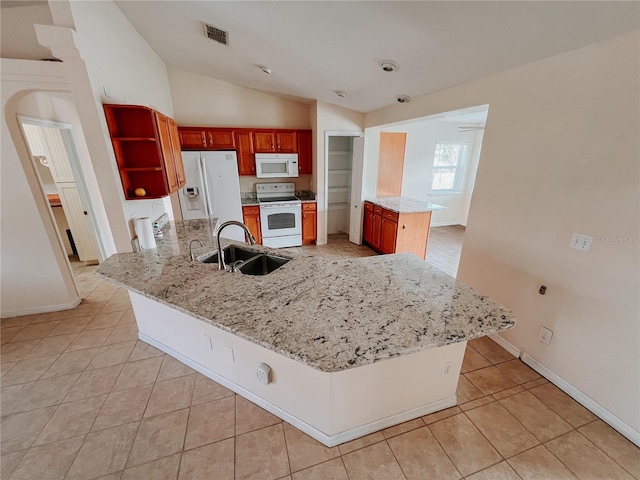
[325,132,365,244]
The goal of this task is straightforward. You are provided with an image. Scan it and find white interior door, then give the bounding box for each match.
[349,136,366,244]
[57,183,99,262]
[41,126,76,183]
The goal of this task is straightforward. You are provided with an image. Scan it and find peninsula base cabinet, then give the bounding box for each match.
[129,291,465,447]
[363,201,432,259]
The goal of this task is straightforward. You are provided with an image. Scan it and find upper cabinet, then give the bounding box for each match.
[235,131,256,176]
[176,127,312,176]
[297,130,312,174]
[103,104,186,200]
[178,127,236,150]
[252,130,297,153]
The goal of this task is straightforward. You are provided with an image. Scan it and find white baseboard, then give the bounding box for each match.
[489,333,521,358]
[521,353,640,448]
[430,221,466,228]
[139,333,457,447]
[1,297,82,319]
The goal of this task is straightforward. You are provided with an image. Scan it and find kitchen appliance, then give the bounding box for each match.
[178,151,245,242]
[257,182,302,248]
[255,153,299,178]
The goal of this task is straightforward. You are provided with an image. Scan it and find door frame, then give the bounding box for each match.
[323,130,364,243]
[18,115,106,262]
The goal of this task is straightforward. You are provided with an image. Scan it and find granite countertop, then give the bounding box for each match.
[366,196,446,214]
[98,219,515,373]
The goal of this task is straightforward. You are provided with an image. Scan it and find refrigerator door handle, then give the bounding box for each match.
[199,156,214,217]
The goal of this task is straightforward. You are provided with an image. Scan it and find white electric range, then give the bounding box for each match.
[256,182,302,248]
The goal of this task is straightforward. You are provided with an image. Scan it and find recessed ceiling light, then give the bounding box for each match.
[334,90,346,98]
[259,65,272,74]
[396,95,411,104]
[380,60,399,72]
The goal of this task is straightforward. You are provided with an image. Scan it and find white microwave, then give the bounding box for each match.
[255,153,299,178]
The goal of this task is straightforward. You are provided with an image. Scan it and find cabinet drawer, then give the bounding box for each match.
[242,205,260,215]
[302,202,317,211]
[382,209,399,222]
[374,206,383,215]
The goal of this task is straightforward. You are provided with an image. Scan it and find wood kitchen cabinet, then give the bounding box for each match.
[252,130,297,153]
[297,130,312,174]
[155,113,186,193]
[242,205,262,245]
[302,202,317,244]
[362,201,432,258]
[104,104,186,200]
[177,126,313,175]
[178,127,236,150]
[235,131,256,175]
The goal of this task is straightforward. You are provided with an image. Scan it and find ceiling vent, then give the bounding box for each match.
[204,23,229,46]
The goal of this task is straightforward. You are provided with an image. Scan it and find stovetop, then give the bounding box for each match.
[256,182,299,204]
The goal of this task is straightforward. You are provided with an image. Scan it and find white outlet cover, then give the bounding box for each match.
[538,327,553,345]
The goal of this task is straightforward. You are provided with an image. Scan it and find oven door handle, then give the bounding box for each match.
[260,203,301,209]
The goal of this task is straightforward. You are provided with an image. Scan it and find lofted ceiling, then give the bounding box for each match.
[115,1,639,113]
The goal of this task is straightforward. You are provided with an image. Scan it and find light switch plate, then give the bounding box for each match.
[570,233,593,252]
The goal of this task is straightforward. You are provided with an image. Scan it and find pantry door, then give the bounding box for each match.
[349,136,366,244]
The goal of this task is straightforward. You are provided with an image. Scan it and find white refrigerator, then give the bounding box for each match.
[178,151,245,242]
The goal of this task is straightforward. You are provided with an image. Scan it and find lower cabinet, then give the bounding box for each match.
[302,202,317,245]
[363,201,432,259]
[242,205,262,244]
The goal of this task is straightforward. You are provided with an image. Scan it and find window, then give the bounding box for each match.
[430,142,467,194]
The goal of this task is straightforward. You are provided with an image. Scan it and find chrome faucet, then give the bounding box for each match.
[216,221,256,271]
[189,239,203,261]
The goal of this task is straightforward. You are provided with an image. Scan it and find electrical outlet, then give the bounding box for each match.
[442,362,452,376]
[569,233,593,252]
[538,327,553,345]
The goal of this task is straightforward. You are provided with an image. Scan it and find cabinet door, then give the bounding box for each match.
[275,132,296,152]
[235,131,256,175]
[302,202,317,244]
[178,128,207,150]
[371,211,382,251]
[297,131,312,174]
[252,131,276,152]
[207,129,236,149]
[380,216,398,254]
[363,202,374,245]
[155,113,180,192]
[242,206,262,244]
[169,119,186,189]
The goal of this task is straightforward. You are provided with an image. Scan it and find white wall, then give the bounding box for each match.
[168,67,310,128]
[383,121,483,226]
[66,0,177,236]
[0,3,54,60]
[1,59,80,317]
[364,30,640,439]
[313,101,364,244]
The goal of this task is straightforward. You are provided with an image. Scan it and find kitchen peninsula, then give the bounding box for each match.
[363,196,445,257]
[98,219,515,446]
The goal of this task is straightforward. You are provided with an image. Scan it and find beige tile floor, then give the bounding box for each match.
[1,236,638,479]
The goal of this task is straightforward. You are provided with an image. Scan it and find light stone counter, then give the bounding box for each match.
[98,219,515,373]
[366,196,446,213]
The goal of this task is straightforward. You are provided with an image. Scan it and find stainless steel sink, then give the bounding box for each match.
[198,246,290,275]
[197,245,260,265]
[238,254,290,276]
